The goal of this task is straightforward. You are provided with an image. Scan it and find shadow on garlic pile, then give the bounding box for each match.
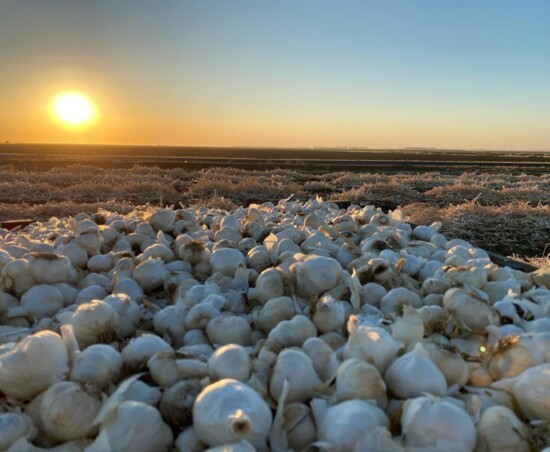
[0,198,549,451]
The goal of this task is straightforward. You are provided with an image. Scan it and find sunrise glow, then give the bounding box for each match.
[51,92,96,128]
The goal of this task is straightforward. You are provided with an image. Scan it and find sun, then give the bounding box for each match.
[50,91,97,127]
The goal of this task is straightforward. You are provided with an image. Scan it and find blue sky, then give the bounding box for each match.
[1,0,549,149]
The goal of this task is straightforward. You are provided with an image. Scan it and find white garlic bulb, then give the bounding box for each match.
[270,348,322,403]
[40,381,101,441]
[311,398,389,450]
[9,284,64,320]
[160,379,201,429]
[492,363,550,420]
[384,343,447,399]
[63,300,119,349]
[443,287,499,334]
[208,344,252,382]
[258,296,295,332]
[302,337,339,383]
[27,252,74,284]
[476,406,531,452]
[70,344,122,389]
[312,297,346,333]
[265,315,317,352]
[344,315,403,373]
[133,258,167,292]
[88,401,173,452]
[102,293,141,338]
[121,334,172,371]
[291,255,342,298]
[0,412,37,450]
[206,314,252,346]
[390,305,424,346]
[210,248,246,277]
[193,379,273,450]
[0,330,69,399]
[333,358,387,408]
[380,287,423,317]
[400,396,476,451]
[488,334,544,379]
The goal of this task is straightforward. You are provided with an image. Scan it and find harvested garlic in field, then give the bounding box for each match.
[40,381,101,441]
[0,330,69,399]
[400,395,476,451]
[70,343,122,389]
[385,343,447,399]
[193,379,273,450]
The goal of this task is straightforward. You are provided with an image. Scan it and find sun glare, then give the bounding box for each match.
[51,91,97,127]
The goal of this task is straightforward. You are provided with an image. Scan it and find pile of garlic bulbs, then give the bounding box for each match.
[1,197,550,451]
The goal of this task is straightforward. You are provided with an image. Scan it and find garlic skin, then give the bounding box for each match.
[40,381,101,441]
[400,396,476,451]
[384,343,447,399]
[133,258,167,292]
[208,344,252,382]
[333,358,387,409]
[70,344,122,389]
[270,348,323,404]
[476,406,531,452]
[193,379,273,450]
[0,330,69,399]
[0,412,37,450]
[89,401,173,452]
[311,398,389,450]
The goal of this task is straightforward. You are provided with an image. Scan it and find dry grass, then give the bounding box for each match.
[0,165,549,259]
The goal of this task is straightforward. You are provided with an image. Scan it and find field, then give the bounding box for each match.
[0,144,549,265]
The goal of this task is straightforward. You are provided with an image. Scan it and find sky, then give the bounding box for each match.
[0,0,549,150]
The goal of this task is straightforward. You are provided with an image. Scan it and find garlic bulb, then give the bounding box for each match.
[193,379,273,450]
[311,398,389,450]
[291,255,342,298]
[88,401,173,452]
[27,252,74,284]
[443,287,499,334]
[133,258,167,292]
[174,427,205,452]
[206,314,252,346]
[390,305,424,346]
[208,344,252,382]
[10,284,64,320]
[63,300,119,349]
[265,315,317,352]
[400,396,476,451]
[380,287,423,317]
[0,330,69,399]
[102,293,141,338]
[344,315,403,373]
[210,248,246,277]
[488,334,544,379]
[70,344,122,389]
[270,348,322,403]
[258,296,295,332]
[40,381,101,441]
[247,268,287,304]
[476,406,531,452]
[333,358,387,408]
[492,363,550,420]
[302,337,339,383]
[384,343,447,398]
[121,334,172,371]
[0,412,37,450]
[420,342,470,388]
[160,379,201,428]
[312,297,346,333]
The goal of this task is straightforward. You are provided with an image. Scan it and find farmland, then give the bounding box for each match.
[0,144,549,263]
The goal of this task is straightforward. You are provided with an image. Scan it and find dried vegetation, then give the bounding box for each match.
[0,164,549,260]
